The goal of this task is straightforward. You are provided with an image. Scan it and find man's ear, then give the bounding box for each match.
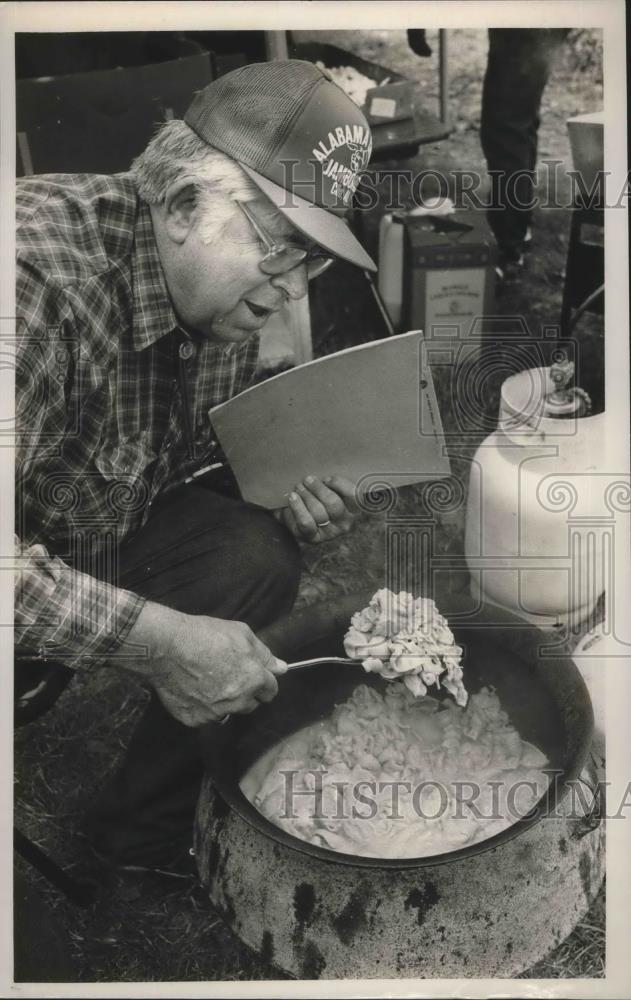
[163,178,199,244]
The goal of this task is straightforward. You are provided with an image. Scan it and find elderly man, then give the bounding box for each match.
[15,60,376,874]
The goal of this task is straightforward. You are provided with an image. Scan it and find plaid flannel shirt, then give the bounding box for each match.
[15,172,260,667]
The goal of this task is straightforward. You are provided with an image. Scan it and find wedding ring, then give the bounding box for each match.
[317,519,331,527]
[218,714,231,725]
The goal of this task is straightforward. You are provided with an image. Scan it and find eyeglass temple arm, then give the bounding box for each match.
[235,199,278,254]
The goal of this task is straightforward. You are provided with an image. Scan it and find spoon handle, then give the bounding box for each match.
[285,656,356,670]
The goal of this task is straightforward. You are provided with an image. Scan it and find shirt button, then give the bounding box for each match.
[179,341,196,361]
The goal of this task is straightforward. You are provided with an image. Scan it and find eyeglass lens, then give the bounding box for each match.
[237,200,334,279]
[259,249,333,279]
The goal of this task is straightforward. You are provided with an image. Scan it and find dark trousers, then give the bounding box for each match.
[84,483,301,865]
[480,28,570,254]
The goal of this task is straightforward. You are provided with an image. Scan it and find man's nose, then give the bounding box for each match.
[270,263,309,301]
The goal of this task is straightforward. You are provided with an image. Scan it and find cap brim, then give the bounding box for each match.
[241,163,377,273]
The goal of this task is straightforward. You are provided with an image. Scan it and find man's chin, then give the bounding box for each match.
[206,321,266,344]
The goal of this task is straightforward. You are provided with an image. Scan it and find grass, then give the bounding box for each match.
[519,890,606,979]
[14,27,605,984]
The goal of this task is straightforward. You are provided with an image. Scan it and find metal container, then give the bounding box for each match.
[195,591,603,979]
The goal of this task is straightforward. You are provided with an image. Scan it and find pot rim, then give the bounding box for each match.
[205,689,591,870]
[207,772,575,871]
[199,596,595,870]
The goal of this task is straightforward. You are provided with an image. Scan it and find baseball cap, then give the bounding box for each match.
[184,60,376,272]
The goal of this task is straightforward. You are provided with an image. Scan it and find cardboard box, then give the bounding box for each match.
[402,209,496,345]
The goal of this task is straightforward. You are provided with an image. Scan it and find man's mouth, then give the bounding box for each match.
[244,300,274,320]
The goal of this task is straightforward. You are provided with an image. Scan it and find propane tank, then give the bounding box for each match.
[464,358,610,627]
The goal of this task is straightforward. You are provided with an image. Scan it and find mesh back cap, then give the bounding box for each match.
[184,60,376,271]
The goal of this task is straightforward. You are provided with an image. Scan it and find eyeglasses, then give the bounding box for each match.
[235,199,335,279]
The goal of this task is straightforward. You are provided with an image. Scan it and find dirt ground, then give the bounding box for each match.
[14,28,605,984]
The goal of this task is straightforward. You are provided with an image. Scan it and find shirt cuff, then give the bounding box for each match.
[14,541,147,668]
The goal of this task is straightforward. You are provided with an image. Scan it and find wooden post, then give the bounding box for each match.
[438,29,449,127]
[265,31,289,61]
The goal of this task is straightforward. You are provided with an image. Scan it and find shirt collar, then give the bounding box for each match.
[131,200,179,351]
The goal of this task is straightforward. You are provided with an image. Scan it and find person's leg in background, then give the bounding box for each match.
[480,28,570,274]
[84,483,301,868]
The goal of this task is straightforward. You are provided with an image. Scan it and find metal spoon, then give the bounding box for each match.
[283,655,469,710]
[285,656,357,671]
[213,657,358,724]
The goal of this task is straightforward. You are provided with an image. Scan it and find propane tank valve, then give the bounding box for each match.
[545,356,592,418]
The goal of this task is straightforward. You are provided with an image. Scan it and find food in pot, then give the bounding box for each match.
[240,683,549,859]
[343,589,468,706]
[315,61,382,107]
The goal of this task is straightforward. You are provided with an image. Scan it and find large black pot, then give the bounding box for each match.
[195,591,603,978]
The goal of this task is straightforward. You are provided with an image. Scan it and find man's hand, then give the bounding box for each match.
[123,602,287,727]
[275,475,359,544]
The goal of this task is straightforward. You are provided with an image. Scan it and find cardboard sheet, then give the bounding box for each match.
[210,330,450,508]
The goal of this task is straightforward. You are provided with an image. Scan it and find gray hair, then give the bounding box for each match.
[130,119,259,242]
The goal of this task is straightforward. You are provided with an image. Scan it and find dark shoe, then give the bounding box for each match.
[495,247,525,283]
